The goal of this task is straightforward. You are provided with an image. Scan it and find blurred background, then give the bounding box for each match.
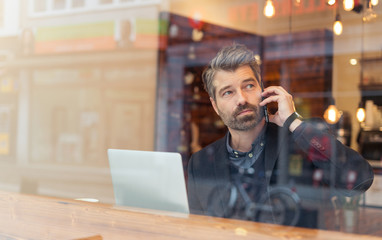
[0,0,381,235]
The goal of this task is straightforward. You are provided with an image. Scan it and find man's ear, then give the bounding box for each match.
[210,97,220,116]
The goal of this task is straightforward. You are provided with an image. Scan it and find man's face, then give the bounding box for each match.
[210,65,264,131]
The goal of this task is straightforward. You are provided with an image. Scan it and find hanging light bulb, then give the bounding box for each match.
[356,102,366,122]
[371,0,379,6]
[343,0,354,11]
[294,0,301,7]
[324,101,342,124]
[363,1,377,22]
[327,0,336,6]
[349,58,358,66]
[333,13,343,35]
[349,58,358,65]
[356,107,366,122]
[264,0,275,18]
[363,8,377,22]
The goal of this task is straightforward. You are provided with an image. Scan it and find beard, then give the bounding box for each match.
[217,103,264,131]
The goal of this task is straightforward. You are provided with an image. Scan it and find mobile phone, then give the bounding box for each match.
[260,80,269,123]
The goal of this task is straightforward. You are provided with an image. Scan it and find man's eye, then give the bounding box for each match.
[222,91,232,96]
[246,84,254,89]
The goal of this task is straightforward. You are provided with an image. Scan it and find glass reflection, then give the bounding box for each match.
[0,0,380,237]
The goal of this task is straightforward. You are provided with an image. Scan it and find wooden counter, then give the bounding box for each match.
[0,191,380,240]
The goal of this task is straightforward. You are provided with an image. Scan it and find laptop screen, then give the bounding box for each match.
[107,149,189,215]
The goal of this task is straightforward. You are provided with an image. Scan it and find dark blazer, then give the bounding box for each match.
[187,120,374,221]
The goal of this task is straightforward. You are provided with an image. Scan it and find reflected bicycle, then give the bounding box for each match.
[207,171,301,226]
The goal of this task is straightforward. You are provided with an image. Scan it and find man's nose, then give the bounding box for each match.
[236,89,247,106]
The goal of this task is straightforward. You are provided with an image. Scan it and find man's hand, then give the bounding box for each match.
[259,86,302,131]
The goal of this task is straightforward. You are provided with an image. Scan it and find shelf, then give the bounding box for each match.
[359,84,382,91]
[361,127,382,132]
[362,57,382,63]
[361,58,382,87]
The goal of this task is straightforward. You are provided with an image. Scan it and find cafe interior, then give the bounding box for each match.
[0,0,382,239]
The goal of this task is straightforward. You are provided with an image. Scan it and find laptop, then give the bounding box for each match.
[107,149,189,216]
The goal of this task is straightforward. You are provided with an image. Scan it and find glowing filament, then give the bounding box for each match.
[356,108,366,122]
[264,0,275,18]
[343,0,354,11]
[333,20,343,35]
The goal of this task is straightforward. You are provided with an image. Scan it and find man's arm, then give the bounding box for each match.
[260,86,374,195]
[292,119,374,196]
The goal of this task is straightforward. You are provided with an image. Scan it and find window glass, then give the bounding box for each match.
[99,0,113,4]
[1,0,381,238]
[0,0,4,28]
[71,0,85,8]
[52,0,66,10]
[33,0,47,12]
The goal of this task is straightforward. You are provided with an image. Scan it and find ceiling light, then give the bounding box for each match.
[356,107,366,122]
[343,0,355,11]
[333,14,343,35]
[363,1,377,22]
[324,104,342,124]
[264,0,275,18]
[328,0,336,6]
[192,29,204,42]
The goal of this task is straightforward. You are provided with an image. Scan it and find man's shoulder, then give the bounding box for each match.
[193,136,226,156]
[188,135,228,176]
[190,135,227,162]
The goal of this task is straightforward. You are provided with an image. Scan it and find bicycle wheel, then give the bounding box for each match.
[256,187,301,226]
[206,183,238,218]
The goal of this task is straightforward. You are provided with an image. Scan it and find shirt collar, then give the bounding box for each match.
[226,126,266,154]
[226,126,266,168]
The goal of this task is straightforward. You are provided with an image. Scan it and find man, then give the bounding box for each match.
[187,43,374,226]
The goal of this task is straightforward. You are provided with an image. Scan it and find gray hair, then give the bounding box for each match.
[202,43,261,101]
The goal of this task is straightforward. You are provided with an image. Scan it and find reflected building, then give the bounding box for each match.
[0,0,380,236]
[3,0,164,203]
